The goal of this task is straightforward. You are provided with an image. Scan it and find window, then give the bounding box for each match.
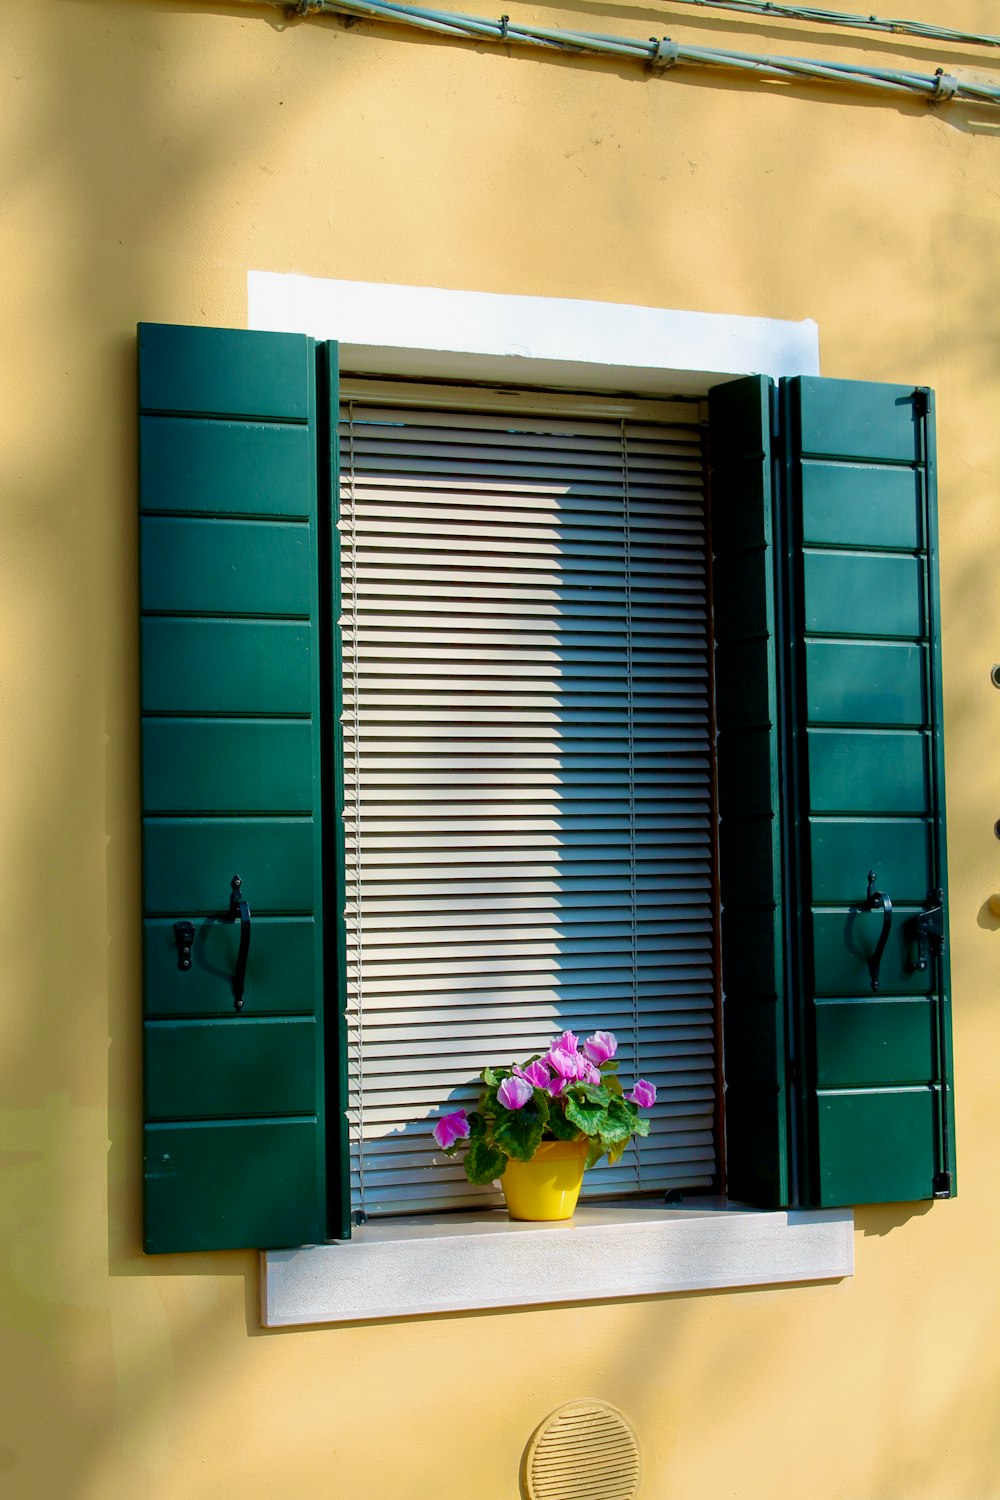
[338,382,718,1218]
[138,320,954,1268]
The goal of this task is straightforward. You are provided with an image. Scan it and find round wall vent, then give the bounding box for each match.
[523,1398,642,1500]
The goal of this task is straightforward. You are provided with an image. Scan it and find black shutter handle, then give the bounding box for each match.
[228,875,251,1012]
[864,870,892,994]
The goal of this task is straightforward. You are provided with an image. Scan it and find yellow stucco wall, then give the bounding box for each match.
[3,2,1000,1496]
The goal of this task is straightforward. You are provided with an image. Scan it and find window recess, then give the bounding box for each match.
[137,323,954,1259]
[338,382,719,1217]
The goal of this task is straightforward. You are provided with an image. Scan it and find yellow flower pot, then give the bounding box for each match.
[500,1139,589,1221]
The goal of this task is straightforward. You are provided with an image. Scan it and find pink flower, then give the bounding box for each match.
[547,1076,567,1099]
[432,1109,471,1150]
[628,1080,657,1109]
[515,1059,552,1090]
[547,1046,584,1080]
[552,1030,579,1054]
[584,1030,618,1065]
[547,1046,602,1084]
[498,1075,534,1111]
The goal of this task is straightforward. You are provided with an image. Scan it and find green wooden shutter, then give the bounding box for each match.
[708,376,790,1208]
[710,373,954,1209]
[139,322,331,1252]
[779,376,953,1207]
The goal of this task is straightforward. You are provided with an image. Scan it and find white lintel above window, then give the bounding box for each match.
[247,272,819,396]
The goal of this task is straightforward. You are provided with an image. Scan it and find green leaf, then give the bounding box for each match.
[632,1115,650,1138]
[493,1103,545,1163]
[546,1105,581,1142]
[600,1097,637,1144]
[481,1067,499,1088]
[575,1082,613,1108]
[479,1085,501,1119]
[564,1096,607,1138]
[603,1073,624,1098]
[606,1137,629,1167]
[585,1138,606,1170]
[464,1136,508,1186]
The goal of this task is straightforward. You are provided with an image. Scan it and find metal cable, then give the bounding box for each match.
[663,1,1000,52]
[289,0,1000,105]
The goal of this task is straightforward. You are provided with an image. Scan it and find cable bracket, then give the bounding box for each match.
[930,68,958,103]
[648,36,680,71]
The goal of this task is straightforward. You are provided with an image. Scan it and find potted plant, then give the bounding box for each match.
[432,1029,657,1221]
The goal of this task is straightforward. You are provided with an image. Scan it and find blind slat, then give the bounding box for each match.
[343,403,699,436]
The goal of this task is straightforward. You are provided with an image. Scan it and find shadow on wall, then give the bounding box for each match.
[975,897,1000,932]
[0,6,361,1495]
[73,0,1000,136]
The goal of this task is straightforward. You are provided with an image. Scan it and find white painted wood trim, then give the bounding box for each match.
[261,1205,853,1327]
[247,272,820,394]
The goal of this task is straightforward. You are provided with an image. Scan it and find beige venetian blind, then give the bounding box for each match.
[338,383,716,1217]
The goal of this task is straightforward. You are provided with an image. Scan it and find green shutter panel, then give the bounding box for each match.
[779,376,953,1207]
[139,322,330,1252]
[710,374,953,1210]
[708,375,790,1208]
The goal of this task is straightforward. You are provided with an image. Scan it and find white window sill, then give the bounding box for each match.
[260,1199,854,1327]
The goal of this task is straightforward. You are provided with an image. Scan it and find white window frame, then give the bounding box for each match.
[247,272,851,1326]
